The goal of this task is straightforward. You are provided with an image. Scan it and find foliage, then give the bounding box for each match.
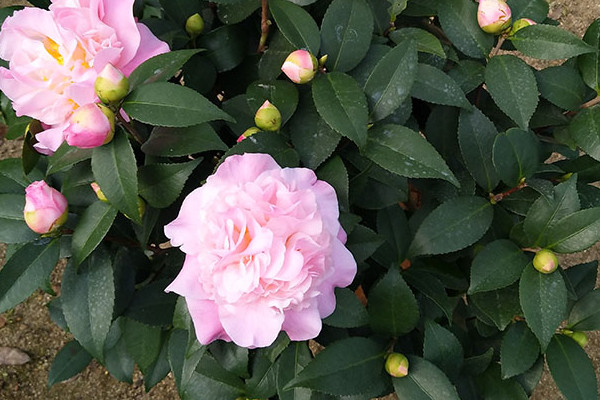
[2,0,600,399]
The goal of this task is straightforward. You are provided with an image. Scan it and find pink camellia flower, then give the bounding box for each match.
[0,0,169,154]
[64,103,115,148]
[164,153,357,348]
[477,0,512,34]
[24,181,68,234]
[281,49,318,84]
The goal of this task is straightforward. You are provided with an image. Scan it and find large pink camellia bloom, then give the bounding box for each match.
[0,0,169,154]
[165,153,357,348]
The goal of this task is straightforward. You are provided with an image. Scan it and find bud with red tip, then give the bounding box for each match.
[90,182,108,202]
[254,100,281,132]
[385,353,409,378]
[95,63,129,104]
[64,103,115,149]
[477,0,512,34]
[24,181,68,234]
[237,127,261,143]
[508,18,536,36]
[533,249,559,274]
[281,49,318,84]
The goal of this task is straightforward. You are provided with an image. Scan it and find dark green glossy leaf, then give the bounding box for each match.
[276,342,312,400]
[423,320,464,381]
[316,156,349,211]
[217,0,260,24]
[226,131,300,168]
[376,205,410,263]
[197,24,247,72]
[408,196,494,258]
[91,130,140,223]
[577,19,600,93]
[569,106,600,162]
[404,269,457,322]
[312,72,368,148]
[363,124,458,186]
[390,28,445,58]
[545,207,600,253]
[61,248,114,361]
[141,124,227,157]
[71,201,118,266]
[393,356,460,400]
[124,280,177,327]
[128,49,202,89]
[123,318,162,372]
[500,321,540,378]
[138,159,201,208]
[547,334,599,400]
[269,0,320,54]
[447,59,485,94]
[0,239,59,314]
[320,0,373,72]
[346,224,384,264]
[47,144,92,174]
[506,0,549,22]
[492,128,540,186]
[519,264,567,350]
[470,284,522,330]
[476,364,528,400]
[411,63,471,109]
[123,82,233,127]
[368,267,419,336]
[247,80,299,124]
[485,55,538,129]
[510,24,595,60]
[568,289,600,331]
[0,193,39,244]
[258,31,296,81]
[535,65,587,110]
[363,40,418,121]
[47,340,92,388]
[437,0,493,59]
[469,239,529,294]
[323,288,369,328]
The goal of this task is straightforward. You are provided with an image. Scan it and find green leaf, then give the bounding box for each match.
[47,340,92,388]
[500,321,540,378]
[245,350,278,398]
[476,364,528,400]
[320,0,373,72]
[546,334,599,400]
[346,224,383,263]
[0,239,59,314]
[123,82,233,127]
[470,284,522,331]
[568,289,600,331]
[363,124,458,186]
[276,342,312,400]
[71,201,118,266]
[91,130,140,223]
[225,131,300,168]
[458,107,500,192]
[197,24,247,72]
[510,24,595,60]
[545,207,600,253]
[376,205,411,264]
[404,269,457,323]
[363,40,418,121]
[389,28,445,58]
[485,55,538,129]
[437,0,493,59]
[61,248,115,362]
[0,193,39,244]
[535,65,587,110]
[128,49,202,89]
[144,337,171,391]
[469,239,530,294]
[393,356,460,400]
[316,156,349,211]
[47,144,92,174]
[124,281,177,327]
[578,20,600,93]
[123,318,162,372]
[0,158,30,188]
[519,264,567,350]
[141,124,227,157]
[285,337,386,397]
[217,0,260,24]
[492,128,540,186]
[269,0,320,54]
[323,288,369,328]
[247,80,299,125]
[447,59,485,94]
[569,106,600,162]
[138,159,201,208]
[368,267,419,336]
[209,341,249,378]
[411,63,471,109]
[408,196,494,258]
[506,0,549,22]
[312,72,368,148]
[259,31,296,81]
[423,320,464,381]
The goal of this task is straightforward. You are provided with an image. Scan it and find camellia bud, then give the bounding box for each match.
[281,49,318,84]
[568,331,589,348]
[254,100,281,132]
[237,126,261,143]
[533,249,559,274]
[185,13,204,38]
[90,182,109,203]
[509,18,536,36]
[23,181,68,234]
[64,103,115,149]
[385,353,409,378]
[477,0,512,34]
[95,63,129,104]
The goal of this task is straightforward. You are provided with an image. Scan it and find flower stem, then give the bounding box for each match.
[581,95,600,109]
[257,0,270,53]
[489,180,527,204]
[116,112,144,144]
[489,35,506,58]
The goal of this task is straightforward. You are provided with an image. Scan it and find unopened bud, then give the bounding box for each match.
[90,182,109,203]
[95,63,129,104]
[24,181,68,234]
[281,49,318,84]
[477,0,512,34]
[568,331,589,348]
[64,103,115,149]
[533,249,559,274]
[237,127,261,143]
[385,353,409,378]
[254,100,281,132]
[509,18,536,36]
[185,13,204,38]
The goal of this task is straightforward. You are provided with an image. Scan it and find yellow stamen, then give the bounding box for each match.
[43,37,64,65]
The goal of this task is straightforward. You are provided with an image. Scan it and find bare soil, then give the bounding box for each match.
[1,1,599,399]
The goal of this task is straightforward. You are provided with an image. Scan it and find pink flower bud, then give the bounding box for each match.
[385,353,409,378]
[477,0,512,34]
[281,50,318,84]
[90,182,109,203]
[509,18,536,36]
[24,181,68,234]
[95,63,129,104]
[237,127,261,143]
[64,104,115,149]
[533,249,559,274]
[254,100,281,132]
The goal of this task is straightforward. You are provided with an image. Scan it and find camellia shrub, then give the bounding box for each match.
[3,0,600,398]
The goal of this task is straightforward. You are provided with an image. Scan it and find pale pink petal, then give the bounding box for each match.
[186,299,231,345]
[120,23,169,76]
[282,305,322,341]
[219,304,284,348]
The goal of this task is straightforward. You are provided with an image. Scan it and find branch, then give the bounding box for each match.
[257,0,270,53]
